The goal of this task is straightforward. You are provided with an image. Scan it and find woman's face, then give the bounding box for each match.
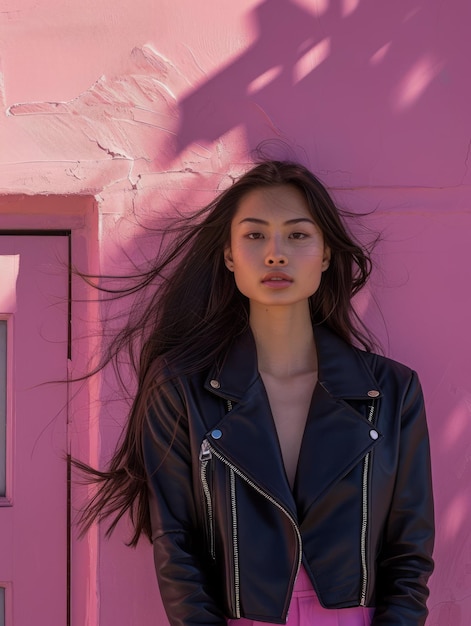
[224,185,330,309]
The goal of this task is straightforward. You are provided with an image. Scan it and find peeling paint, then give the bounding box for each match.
[5,46,185,178]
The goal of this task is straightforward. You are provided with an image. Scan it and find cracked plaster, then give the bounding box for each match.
[0,45,245,206]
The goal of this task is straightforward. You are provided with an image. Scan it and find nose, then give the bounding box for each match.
[266,255,287,265]
[265,238,288,266]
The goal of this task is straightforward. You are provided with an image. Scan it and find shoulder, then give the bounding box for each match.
[314,324,420,401]
[152,357,219,411]
[359,348,416,380]
[355,348,425,416]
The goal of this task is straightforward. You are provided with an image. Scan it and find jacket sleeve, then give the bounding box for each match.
[142,376,226,626]
[373,370,435,625]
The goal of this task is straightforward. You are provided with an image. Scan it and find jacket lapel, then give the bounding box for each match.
[294,383,381,511]
[296,326,383,508]
[209,377,296,516]
[204,330,296,516]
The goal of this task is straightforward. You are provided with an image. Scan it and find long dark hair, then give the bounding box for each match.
[74,160,375,545]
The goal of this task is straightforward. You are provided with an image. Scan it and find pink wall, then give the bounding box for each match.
[1,1,470,624]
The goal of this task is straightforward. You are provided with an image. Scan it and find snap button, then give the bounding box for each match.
[211,429,223,440]
[369,429,379,440]
[367,390,380,398]
[210,379,220,389]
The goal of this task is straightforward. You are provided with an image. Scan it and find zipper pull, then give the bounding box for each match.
[199,438,212,461]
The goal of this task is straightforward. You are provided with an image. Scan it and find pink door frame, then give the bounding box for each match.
[0,194,98,626]
[0,233,69,625]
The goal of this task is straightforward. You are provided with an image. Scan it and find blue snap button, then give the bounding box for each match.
[211,429,222,440]
[369,429,379,440]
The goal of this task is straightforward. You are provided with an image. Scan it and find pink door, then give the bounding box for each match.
[0,234,69,626]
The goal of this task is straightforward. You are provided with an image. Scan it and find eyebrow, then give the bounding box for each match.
[237,217,316,226]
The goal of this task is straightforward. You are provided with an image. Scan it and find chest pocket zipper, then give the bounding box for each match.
[199,400,233,561]
[360,400,377,606]
[199,399,241,615]
[199,440,215,560]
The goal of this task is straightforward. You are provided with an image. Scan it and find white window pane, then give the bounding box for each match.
[0,320,6,497]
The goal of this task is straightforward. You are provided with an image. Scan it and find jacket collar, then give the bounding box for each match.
[202,325,383,518]
[204,324,382,401]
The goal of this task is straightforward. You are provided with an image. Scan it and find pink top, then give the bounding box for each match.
[227,565,374,626]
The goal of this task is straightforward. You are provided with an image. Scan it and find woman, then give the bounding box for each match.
[78,160,434,626]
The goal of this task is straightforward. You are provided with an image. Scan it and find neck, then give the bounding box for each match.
[249,301,317,378]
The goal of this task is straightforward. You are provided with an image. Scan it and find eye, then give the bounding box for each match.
[246,232,264,240]
[290,232,308,240]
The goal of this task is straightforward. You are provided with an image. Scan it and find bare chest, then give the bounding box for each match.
[260,372,317,489]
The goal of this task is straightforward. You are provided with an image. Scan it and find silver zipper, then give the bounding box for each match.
[199,405,232,563]
[225,401,239,614]
[229,468,240,618]
[199,440,215,559]
[360,401,376,606]
[203,438,302,616]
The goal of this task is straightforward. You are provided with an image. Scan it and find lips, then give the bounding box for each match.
[261,271,293,284]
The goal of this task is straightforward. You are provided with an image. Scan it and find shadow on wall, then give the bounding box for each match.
[176,0,468,188]
[7,0,469,190]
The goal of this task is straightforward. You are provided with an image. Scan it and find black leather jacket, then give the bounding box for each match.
[143,325,434,626]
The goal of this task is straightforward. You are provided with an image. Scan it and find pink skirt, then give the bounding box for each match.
[227,566,374,625]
